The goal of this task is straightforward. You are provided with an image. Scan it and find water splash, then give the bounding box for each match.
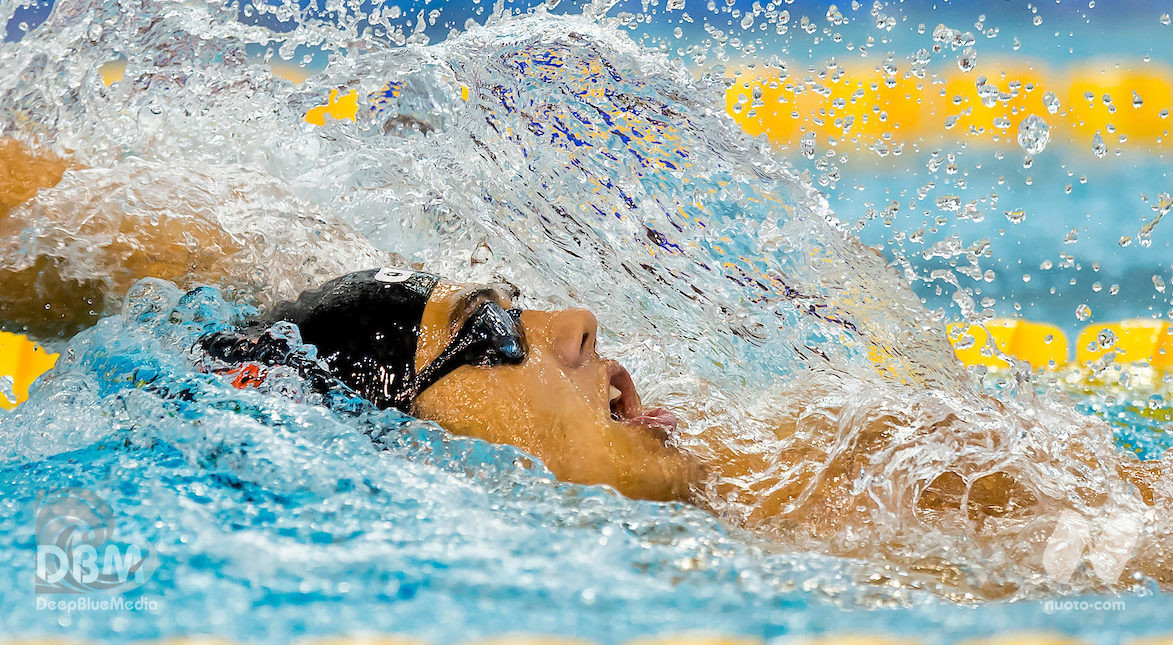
[1,1,1172,641]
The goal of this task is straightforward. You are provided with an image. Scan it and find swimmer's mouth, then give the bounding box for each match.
[607,361,678,443]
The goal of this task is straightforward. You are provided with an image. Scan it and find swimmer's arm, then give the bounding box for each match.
[0,140,70,215]
[0,139,242,336]
[0,140,101,335]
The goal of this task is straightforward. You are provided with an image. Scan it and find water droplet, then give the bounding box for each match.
[1162,12,1171,25]
[1097,328,1116,349]
[1076,304,1092,321]
[1092,131,1107,158]
[936,195,961,211]
[797,131,816,159]
[958,47,977,72]
[1004,208,1026,223]
[471,240,494,265]
[826,4,844,25]
[1016,114,1050,155]
[1064,228,1079,243]
[1132,90,1144,108]
[0,375,15,405]
[1155,275,1167,293]
[1042,91,1060,114]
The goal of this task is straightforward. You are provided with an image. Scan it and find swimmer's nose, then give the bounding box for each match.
[550,309,598,367]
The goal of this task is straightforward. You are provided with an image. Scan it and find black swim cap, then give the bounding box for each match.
[271,268,439,411]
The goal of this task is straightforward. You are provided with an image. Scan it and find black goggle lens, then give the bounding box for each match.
[409,301,527,402]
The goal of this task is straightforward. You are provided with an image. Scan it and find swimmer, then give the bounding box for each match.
[199,267,703,502]
[5,139,1173,589]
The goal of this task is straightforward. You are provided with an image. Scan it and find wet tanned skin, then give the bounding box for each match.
[0,140,106,336]
[0,140,251,336]
[411,282,704,502]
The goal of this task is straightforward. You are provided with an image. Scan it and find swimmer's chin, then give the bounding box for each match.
[602,413,706,504]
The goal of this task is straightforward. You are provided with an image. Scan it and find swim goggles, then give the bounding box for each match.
[408,299,528,401]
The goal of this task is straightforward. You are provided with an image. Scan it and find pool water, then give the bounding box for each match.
[2,0,1173,642]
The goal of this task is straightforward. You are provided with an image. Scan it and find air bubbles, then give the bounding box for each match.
[1004,208,1026,224]
[1075,303,1092,321]
[1162,12,1171,26]
[1155,275,1167,293]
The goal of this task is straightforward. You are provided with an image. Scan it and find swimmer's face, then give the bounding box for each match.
[411,280,702,503]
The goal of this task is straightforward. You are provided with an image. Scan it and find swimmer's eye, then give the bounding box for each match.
[451,283,522,334]
[413,298,527,400]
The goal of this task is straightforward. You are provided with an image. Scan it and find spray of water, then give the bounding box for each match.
[1,0,1170,610]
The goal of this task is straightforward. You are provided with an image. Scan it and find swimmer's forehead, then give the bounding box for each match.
[416,279,517,370]
[427,279,517,313]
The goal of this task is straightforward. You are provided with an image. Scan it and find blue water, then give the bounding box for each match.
[0,279,1170,643]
